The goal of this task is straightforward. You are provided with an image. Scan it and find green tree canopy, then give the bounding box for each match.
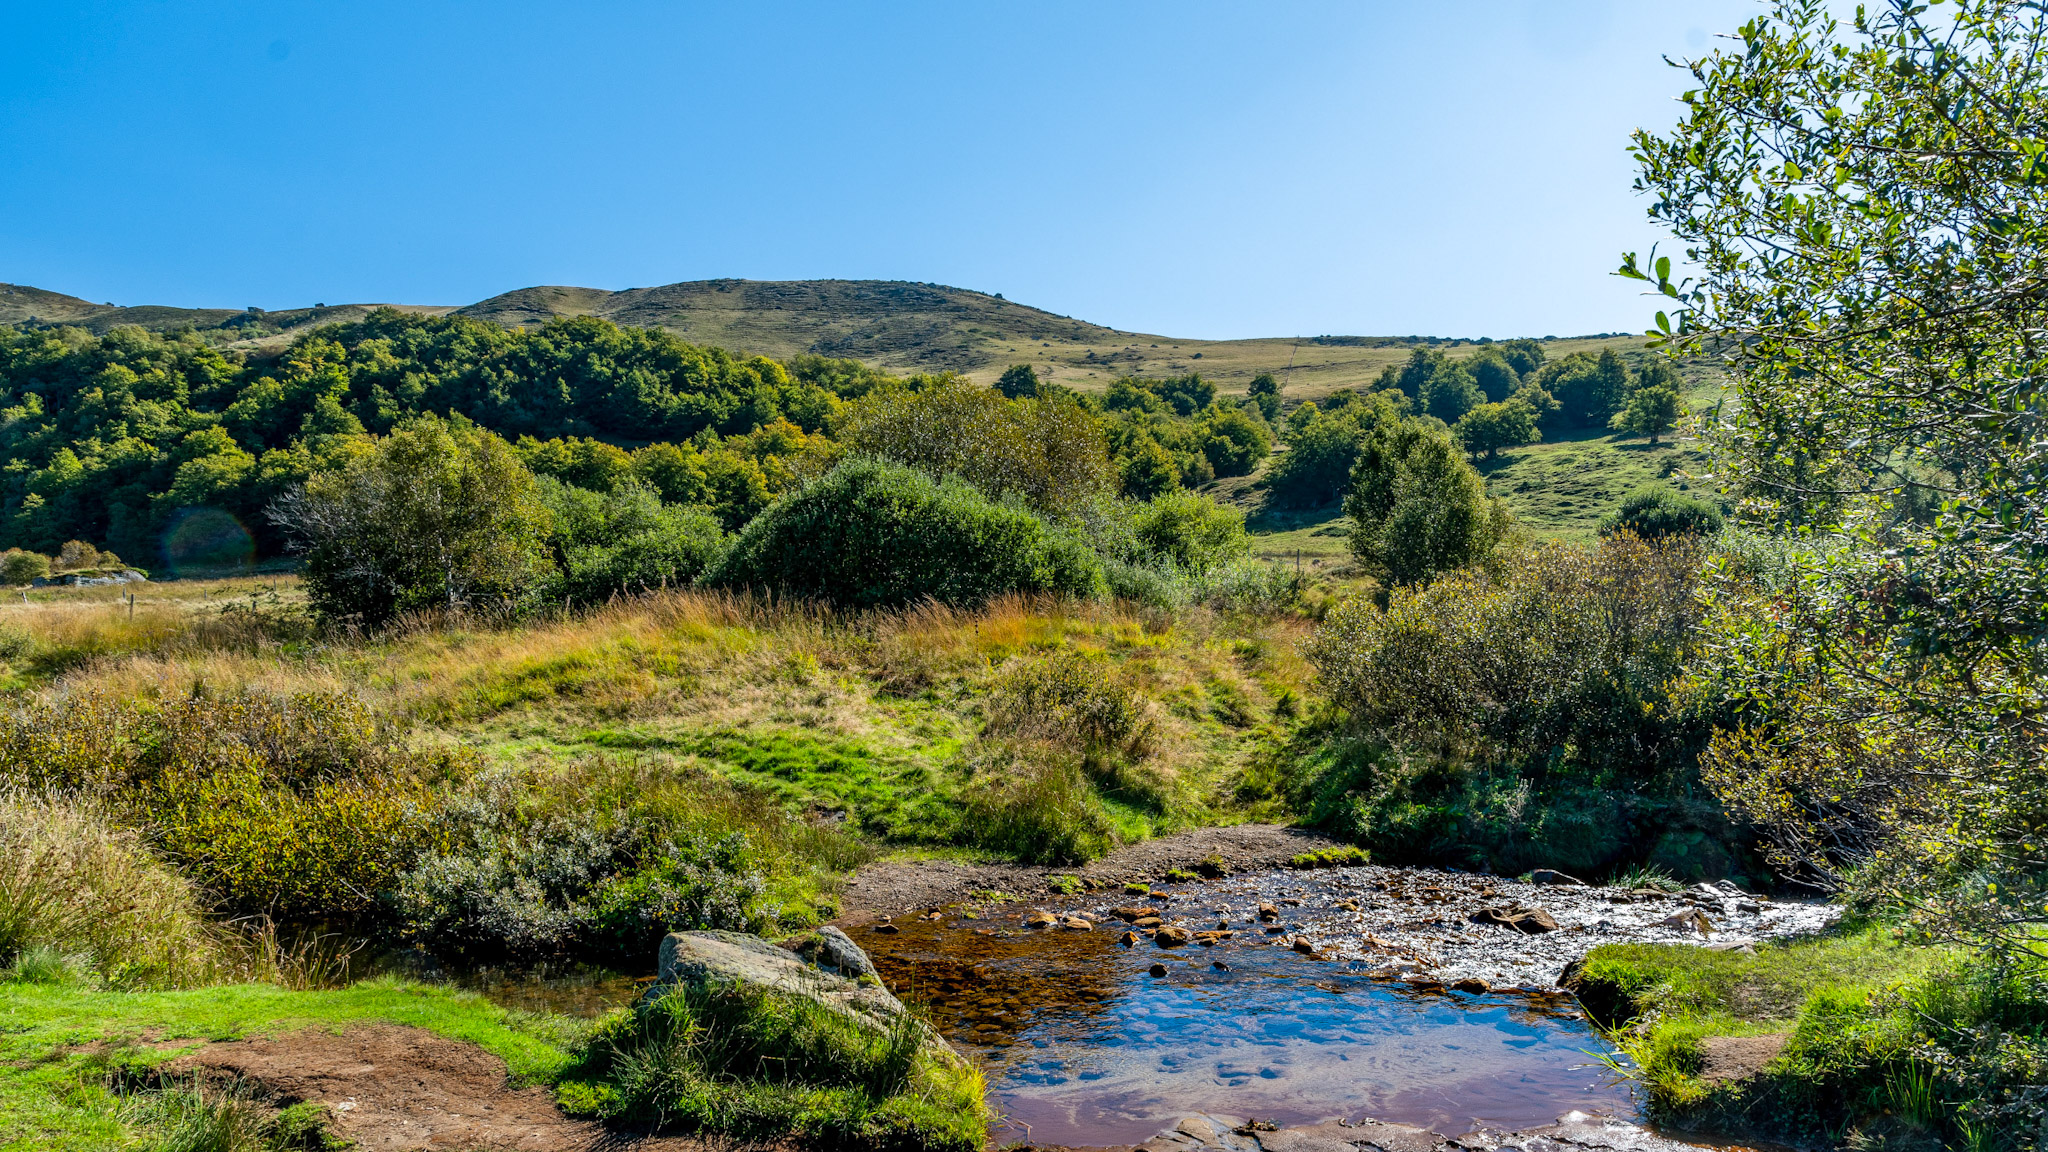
[1452,400,1539,460]
[1625,0,2048,949]
[1345,420,1510,586]
[273,414,554,626]
[1611,383,1682,444]
[995,363,1042,399]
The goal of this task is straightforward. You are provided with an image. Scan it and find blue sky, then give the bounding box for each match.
[0,1,1759,340]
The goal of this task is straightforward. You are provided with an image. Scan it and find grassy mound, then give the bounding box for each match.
[559,980,986,1151]
[1569,931,2044,1150]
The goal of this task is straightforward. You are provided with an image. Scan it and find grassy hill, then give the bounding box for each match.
[2,278,1644,399]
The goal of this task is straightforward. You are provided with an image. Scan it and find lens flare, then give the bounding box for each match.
[162,507,254,575]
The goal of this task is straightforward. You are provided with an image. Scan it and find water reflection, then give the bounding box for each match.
[863,914,1636,1148]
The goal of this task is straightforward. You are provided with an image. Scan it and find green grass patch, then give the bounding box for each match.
[1479,432,1713,542]
[1567,930,2048,1150]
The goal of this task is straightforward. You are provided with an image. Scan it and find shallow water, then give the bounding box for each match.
[861,908,1637,1148]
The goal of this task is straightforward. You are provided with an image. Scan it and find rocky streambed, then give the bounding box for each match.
[850,861,1836,1149]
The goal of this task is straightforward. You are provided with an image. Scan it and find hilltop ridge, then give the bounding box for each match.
[1,277,1642,399]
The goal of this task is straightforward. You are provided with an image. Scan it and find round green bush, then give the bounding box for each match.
[1600,486,1725,539]
[703,458,1107,608]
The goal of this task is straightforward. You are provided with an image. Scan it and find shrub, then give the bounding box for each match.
[0,794,213,986]
[1129,491,1250,574]
[705,458,1107,609]
[1298,536,1725,874]
[539,478,728,605]
[0,689,469,925]
[392,758,854,966]
[1308,535,1705,773]
[1197,409,1272,477]
[272,413,556,627]
[1600,486,1724,539]
[836,377,1114,515]
[983,651,1156,763]
[1452,400,1539,460]
[0,549,50,585]
[55,540,101,571]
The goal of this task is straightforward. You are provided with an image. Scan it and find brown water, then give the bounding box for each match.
[861,910,1637,1148]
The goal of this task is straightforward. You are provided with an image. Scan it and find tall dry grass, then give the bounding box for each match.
[0,792,214,986]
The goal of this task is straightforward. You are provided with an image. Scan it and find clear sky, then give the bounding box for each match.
[0,1,1760,340]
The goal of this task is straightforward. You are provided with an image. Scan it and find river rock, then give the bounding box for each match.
[1023,909,1058,929]
[1470,906,1560,934]
[1155,925,1193,947]
[788,925,877,979]
[1258,901,1280,921]
[647,930,907,1028]
[1661,908,1714,935]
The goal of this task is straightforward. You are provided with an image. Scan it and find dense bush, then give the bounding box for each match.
[1196,408,1272,477]
[395,758,864,965]
[1600,486,1723,539]
[560,977,986,1151]
[274,414,555,626]
[1294,536,1726,875]
[1452,400,1539,460]
[705,458,1107,609]
[0,548,49,585]
[538,478,727,605]
[1128,490,1251,574]
[837,378,1114,516]
[0,688,468,924]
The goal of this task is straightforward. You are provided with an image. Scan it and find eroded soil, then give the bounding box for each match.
[166,1023,760,1152]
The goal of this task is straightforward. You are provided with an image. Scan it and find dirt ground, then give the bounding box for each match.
[838,824,1346,923]
[168,1023,778,1152]
[1697,1034,1790,1085]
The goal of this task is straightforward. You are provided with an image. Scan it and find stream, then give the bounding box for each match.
[458,863,1835,1150]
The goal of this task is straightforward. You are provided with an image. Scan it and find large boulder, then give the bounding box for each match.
[647,929,906,1029]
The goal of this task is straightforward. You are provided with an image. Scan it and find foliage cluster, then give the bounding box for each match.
[0,311,874,565]
[0,688,461,923]
[706,458,1107,609]
[1293,535,1723,875]
[1624,0,2048,952]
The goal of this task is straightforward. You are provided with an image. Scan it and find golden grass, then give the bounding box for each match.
[0,580,1314,851]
